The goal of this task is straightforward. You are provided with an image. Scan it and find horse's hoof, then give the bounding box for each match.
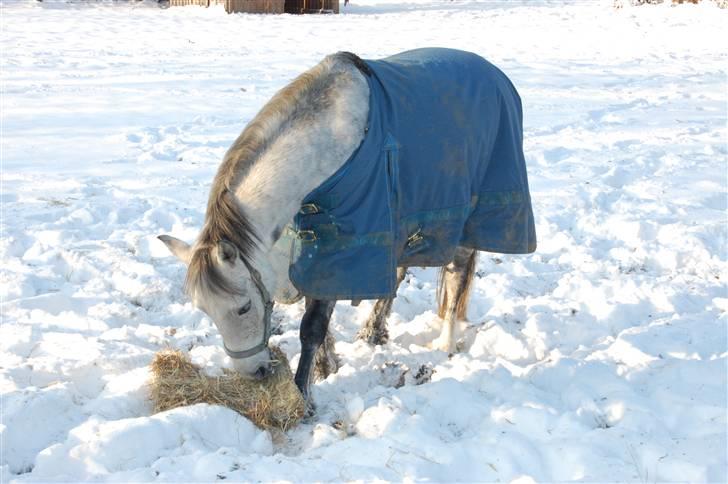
[430,335,456,354]
[356,327,388,346]
[302,399,317,420]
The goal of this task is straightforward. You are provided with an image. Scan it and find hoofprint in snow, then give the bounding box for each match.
[1,0,726,481]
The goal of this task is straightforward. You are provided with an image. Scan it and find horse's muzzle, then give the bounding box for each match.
[253,362,273,380]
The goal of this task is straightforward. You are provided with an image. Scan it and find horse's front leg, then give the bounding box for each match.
[294,298,336,409]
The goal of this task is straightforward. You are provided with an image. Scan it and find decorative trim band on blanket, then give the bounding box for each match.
[296,229,393,252]
[291,189,527,251]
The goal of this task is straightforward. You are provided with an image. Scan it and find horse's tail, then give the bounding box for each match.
[437,249,478,320]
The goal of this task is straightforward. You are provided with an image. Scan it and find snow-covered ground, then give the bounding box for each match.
[1,0,726,481]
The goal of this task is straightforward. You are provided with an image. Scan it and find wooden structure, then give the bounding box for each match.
[169,0,223,6]
[167,0,339,13]
[225,0,285,13]
[284,0,339,13]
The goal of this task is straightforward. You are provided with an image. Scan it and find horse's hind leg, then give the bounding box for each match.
[314,330,340,381]
[432,246,478,353]
[357,266,407,345]
[314,266,406,381]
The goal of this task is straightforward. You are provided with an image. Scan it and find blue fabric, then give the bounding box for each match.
[289,48,536,300]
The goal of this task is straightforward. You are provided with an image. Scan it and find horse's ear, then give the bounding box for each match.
[158,235,192,265]
[215,240,238,266]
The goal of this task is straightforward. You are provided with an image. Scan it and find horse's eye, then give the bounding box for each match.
[237,301,252,316]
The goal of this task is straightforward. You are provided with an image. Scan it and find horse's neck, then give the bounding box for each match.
[234,64,370,296]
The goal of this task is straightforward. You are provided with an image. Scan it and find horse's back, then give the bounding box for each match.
[366,48,534,256]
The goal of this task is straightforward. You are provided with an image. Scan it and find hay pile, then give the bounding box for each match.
[149,347,305,431]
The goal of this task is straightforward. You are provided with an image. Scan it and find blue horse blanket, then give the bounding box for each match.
[289,48,536,300]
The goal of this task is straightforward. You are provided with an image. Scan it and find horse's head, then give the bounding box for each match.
[158,235,274,380]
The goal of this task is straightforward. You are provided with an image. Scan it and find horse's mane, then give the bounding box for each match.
[185,52,369,297]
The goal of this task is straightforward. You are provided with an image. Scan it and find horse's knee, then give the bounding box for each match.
[300,321,327,348]
[300,299,335,349]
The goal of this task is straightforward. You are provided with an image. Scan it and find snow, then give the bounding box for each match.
[1,0,726,481]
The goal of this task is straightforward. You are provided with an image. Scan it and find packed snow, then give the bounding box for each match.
[1,0,726,481]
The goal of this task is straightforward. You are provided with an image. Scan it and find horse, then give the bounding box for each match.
[159,48,536,409]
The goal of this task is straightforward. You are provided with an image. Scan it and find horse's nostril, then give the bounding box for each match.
[254,365,270,380]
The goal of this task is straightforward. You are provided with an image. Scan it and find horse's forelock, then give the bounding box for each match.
[187,186,258,299]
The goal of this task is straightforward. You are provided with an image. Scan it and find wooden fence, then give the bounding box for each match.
[169,0,223,6]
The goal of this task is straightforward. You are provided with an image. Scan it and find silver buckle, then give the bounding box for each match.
[407,228,424,247]
[298,230,317,242]
[299,203,320,215]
